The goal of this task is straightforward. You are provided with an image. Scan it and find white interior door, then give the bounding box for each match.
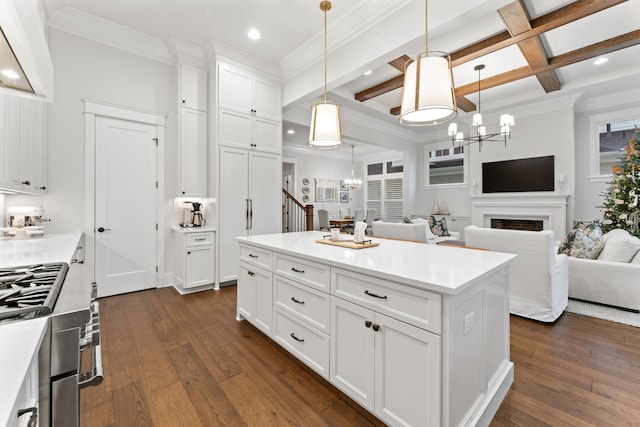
[95,116,158,297]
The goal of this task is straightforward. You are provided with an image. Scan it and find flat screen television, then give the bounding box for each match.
[482,156,554,193]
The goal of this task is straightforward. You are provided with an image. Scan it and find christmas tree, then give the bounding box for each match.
[601,126,640,237]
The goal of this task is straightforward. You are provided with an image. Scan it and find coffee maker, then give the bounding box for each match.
[181,202,193,227]
[191,202,204,227]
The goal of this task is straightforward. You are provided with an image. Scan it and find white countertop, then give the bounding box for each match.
[0,232,82,267]
[171,225,216,233]
[0,317,48,427]
[238,231,516,295]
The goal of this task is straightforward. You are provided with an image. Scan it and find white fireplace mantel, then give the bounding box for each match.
[471,194,569,238]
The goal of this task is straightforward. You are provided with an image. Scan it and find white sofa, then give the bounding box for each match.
[568,229,640,311]
[464,225,568,322]
[371,221,460,244]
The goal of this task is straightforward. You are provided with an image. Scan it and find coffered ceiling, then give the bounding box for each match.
[43,0,640,154]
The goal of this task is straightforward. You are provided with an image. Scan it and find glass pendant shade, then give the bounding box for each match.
[308,101,342,148]
[399,52,457,126]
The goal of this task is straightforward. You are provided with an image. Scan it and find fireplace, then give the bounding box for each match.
[471,194,569,237]
[491,218,544,231]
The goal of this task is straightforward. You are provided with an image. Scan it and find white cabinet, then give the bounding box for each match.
[180,64,207,111]
[238,260,273,336]
[178,64,207,197]
[217,62,281,153]
[218,147,281,283]
[173,230,215,292]
[330,297,441,427]
[179,107,207,197]
[0,94,47,194]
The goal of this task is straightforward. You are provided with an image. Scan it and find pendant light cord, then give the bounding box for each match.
[425,0,429,52]
[323,5,328,103]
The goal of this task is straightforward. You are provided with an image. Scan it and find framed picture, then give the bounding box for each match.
[340,192,349,203]
[340,180,348,191]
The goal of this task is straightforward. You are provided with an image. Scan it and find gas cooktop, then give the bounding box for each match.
[0,262,68,323]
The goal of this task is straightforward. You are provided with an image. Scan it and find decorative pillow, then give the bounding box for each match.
[557,221,584,255]
[597,229,640,263]
[569,223,604,259]
[403,216,413,224]
[428,215,450,237]
[630,250,640,265]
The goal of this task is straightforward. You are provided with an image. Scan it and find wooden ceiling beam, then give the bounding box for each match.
[455,29,640,96]
[355,56,411,102]
[450,0,627,67]
[499,0,561,93]
[390,28,640,115]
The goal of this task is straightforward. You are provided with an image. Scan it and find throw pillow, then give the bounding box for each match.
[557,221,584,255]
[597,229,640,263]
[569,223,605,259]
[428,215,450,237]
[403,216,413,224]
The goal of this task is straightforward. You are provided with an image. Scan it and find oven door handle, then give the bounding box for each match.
[79,342,103,389]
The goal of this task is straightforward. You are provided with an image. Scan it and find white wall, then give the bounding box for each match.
[411,101,576,229]
[15,29,177,268]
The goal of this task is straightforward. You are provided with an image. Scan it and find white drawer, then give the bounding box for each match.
[331,267,442,335]
[239,244,273,270]
[274,253,330,293]
[274,275,330,333]
[273,308,329,379]
[186,232,213,246]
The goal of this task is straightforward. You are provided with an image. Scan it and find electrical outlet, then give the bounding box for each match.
[464,312,475,334]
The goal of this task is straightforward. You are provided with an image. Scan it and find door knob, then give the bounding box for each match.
[97,227,111,233]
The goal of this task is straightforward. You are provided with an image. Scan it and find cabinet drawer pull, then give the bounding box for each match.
[365,320,372,328]
[364,290,388,299]
[247,271,255,276]
[291,267,305,274]
[290,332,304,342]
[248,254,259,258]
[194,238,207,241]
[291,296,305,305]
[372,324,380,332]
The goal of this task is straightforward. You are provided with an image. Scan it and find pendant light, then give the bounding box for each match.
[399,0,457,126]
[344,145,362,190]
[308,1,343,149]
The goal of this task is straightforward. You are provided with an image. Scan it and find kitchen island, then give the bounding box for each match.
[236,231,516,427]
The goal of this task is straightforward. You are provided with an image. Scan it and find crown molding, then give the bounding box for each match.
[47,7,173,64]
[212,40,281,80]
[166,37,207,67]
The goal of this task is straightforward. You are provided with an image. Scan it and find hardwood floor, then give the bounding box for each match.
[81,286,640,427]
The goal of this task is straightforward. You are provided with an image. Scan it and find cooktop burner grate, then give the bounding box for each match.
[0,262,68,322]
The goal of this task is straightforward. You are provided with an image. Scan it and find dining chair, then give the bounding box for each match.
[344,208,364,234]
[364,208,376,235]
[318,209,330,231]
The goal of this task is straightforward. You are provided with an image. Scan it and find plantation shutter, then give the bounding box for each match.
[367,180,382,219]
[384,178,403,222]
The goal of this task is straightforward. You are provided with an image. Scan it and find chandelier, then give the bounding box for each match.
[398,0,457,126]
[344,145,361,190]
[308,1,343,149]
[447,64,514,151]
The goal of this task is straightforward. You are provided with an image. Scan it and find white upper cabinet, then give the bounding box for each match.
[217,62,282,153]
[0,94,47,194]
[179,64,208,112]
[178,63,208,197]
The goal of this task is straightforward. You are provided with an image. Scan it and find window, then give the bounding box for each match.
[589,108,640,181]
[366,159,404,222]
[424,145,467,187]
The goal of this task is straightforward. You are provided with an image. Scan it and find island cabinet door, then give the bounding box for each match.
[374,312,441,427]
[330,297,375,411]
[238,261,273,336]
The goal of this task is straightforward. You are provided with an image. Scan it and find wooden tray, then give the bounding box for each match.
[315,238,379,249]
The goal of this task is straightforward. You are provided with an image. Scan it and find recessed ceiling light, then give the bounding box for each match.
[363,70,372,76]
[247,28,261,40]
[593,57,608,65]
[1,69,20,79]
[287,129,295,135]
